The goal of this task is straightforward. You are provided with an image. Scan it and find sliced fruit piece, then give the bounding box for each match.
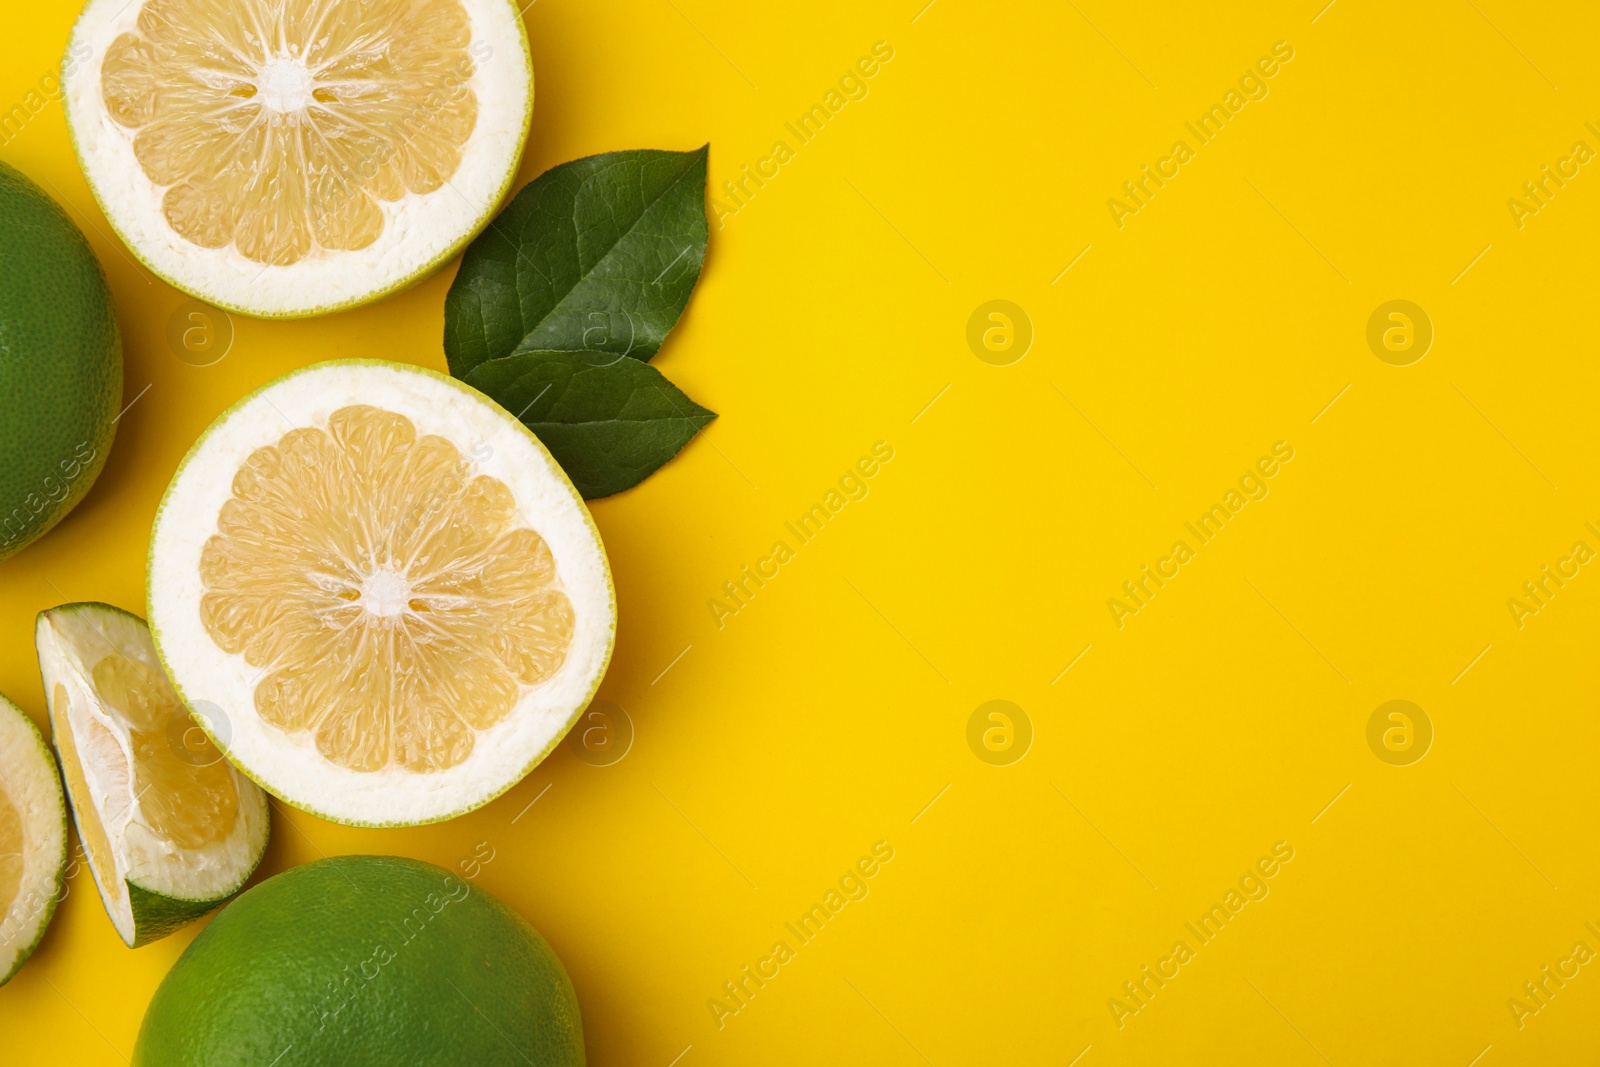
[148,360,616,827]
[0,693,68,985]
[37,603,270,947]
[62,0,533,318]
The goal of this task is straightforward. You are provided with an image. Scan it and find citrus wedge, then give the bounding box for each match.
[0,692,68,985]
[36,603,270,947]
[62,0,534,318]
[147,360,616,827]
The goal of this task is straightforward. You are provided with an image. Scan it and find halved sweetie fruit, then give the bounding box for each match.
[36,603,270,947]
[62,0,534,317]
[0,692,68,985]
[147,360,616,827]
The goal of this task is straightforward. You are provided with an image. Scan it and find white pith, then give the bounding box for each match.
[0,697,66,982]
[61,0,533,317]
[37,606,270,945]
[147,361,616,826]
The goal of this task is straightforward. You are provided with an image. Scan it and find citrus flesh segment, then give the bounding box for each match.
[91,655,239,849]
[48,682,126,924]
[198,405,575,774]
[101,0,479,267]
[0,791,22,917]
[148,361,616,827]
[0,693,69,986]
[64,0,533,316]
[36,603,269,947]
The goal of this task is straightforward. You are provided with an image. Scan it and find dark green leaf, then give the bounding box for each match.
[467,350,716,499]
[445,146,710,379]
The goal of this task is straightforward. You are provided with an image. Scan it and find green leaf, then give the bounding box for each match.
[445,146,710,379]
[467,350,717,499]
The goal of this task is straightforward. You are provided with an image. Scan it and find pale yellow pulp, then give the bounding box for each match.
[0,785,22,926]
[199,405,574,773]
[101,0,479,265]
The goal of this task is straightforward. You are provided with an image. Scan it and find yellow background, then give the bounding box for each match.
[3,0,1600,1063]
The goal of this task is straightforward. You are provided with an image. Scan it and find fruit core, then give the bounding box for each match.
[257,56,316,114]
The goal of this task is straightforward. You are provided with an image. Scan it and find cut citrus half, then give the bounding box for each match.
[0,692,68,986]
[148,360,616,827]
[62,0,533,317]
[36,603,270,947]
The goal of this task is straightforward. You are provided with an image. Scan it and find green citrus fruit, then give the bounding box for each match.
[134,855,584,1066]
[0,161,121,561]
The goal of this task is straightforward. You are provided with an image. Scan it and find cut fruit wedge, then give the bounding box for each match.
[62,0,534,317]
[0,693,68,985]
[37,603,269,947]
[148,360,616,827]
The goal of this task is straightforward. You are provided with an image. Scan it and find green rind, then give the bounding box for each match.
[124,880,238,949]
[0,693,69,987]
[146,359,617,828]
[133,856,584,1067]
[38,601,271,948]
[0,160,122,561]
[61,0,534,320]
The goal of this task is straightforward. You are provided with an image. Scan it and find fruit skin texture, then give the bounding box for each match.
[134,855,585,1066]
[0,161,122,560]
